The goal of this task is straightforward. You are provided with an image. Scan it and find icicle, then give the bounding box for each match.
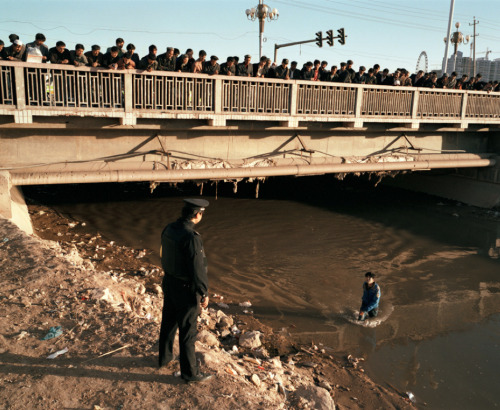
[199,182,204,195]
[233,181,238,194]
[255,180,259,199]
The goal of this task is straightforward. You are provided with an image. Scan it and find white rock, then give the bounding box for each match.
[243,356,261,366]
[218,315,234,328]
[251,374,261,387]
[91,288,113,302]
[239,301,252,307]
[294,385,335,410]
[196,330,219,347]
[239,331,262,349]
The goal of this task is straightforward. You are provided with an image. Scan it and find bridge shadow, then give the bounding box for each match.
[0,351,184,385]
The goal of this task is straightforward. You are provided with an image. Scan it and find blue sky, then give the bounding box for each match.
[1,0,499,72]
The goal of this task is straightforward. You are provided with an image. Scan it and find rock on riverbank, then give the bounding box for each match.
[0,209,414,409]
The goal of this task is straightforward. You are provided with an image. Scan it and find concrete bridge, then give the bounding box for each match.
[1,60,500,232]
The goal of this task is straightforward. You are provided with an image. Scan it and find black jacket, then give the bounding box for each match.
[161,218,208,297]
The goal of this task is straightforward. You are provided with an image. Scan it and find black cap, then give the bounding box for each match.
[210,55,219,61]
[183,198,209,212]
[282,58,289,64]
[365,272,376,278]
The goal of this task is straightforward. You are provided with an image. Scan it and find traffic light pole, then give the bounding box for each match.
[273,39,317,63]
[274,29,346,62]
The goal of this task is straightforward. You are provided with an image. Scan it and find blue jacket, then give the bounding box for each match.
[361,282,380,312]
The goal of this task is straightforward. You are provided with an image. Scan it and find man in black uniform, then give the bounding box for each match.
[158,198,213,383]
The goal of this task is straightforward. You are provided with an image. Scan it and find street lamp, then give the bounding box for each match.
[444,22,470,73]
[245,0,279,59]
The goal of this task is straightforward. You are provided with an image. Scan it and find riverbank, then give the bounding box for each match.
[0,204,415,409]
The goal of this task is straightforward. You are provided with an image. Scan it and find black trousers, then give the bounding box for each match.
[158,276,200,378]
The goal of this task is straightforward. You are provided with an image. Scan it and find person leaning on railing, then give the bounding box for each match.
[364,68,377,85]
[236,54,253,77]
[0,40,7,60]
[320,65,337,82]
[176,54,191,73]
[117,52,135,70]
[106,37,124,57]
[139,53,158,72]
[103,46,120,70]
[85,45,104,68]
[336,62,350,83]
[253,55,268,78]
[48,41,71,65]
[157,47,176,72]
[202,56,220,75]
[70,44,88,67]
[5,40,26,62]
[353,66,366,84]
[191,50,207,74]
[274,59,290,80]
[24,33,49,63]
[219,57,236,76]
[126,43,140,67]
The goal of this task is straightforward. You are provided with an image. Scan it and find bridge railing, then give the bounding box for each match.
[1,61,499,124]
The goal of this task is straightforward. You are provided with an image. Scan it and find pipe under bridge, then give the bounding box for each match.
[1,61,500,231]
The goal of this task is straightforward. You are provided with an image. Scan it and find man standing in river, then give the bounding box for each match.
[158,198,213,383]
[358,272,381,321]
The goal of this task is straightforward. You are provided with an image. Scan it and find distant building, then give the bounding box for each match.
[443,51,500,82]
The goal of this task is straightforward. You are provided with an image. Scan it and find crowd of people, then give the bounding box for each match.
[1,33,499,92]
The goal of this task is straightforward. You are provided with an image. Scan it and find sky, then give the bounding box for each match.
[1,0,499,73]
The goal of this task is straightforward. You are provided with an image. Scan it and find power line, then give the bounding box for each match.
[0,19,254,41]
[273,0,445,34]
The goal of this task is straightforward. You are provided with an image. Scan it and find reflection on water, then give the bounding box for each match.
[26,178,500,409]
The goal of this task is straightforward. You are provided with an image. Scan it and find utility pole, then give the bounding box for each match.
[469,17,479,77]
[442,0,455,74]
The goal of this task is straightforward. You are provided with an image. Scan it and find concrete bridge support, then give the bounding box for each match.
[0,172,33,234]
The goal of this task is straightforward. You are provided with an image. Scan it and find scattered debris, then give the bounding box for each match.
[406,391,416,403]
[47,347,68,359]
[41,326,63,341]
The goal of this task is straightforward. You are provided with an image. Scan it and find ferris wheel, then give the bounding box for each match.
[416,51,428,73]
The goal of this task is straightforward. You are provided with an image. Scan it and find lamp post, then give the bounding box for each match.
[444,22,470,74]
[245,0,279,59]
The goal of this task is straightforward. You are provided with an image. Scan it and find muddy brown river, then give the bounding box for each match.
[25,176,500,409]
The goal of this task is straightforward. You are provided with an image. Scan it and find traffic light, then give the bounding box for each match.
[337,28,346,45]
[315,31,323,48]
[326,29,334,46]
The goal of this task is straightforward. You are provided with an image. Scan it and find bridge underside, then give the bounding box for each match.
[1,116,497,168]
